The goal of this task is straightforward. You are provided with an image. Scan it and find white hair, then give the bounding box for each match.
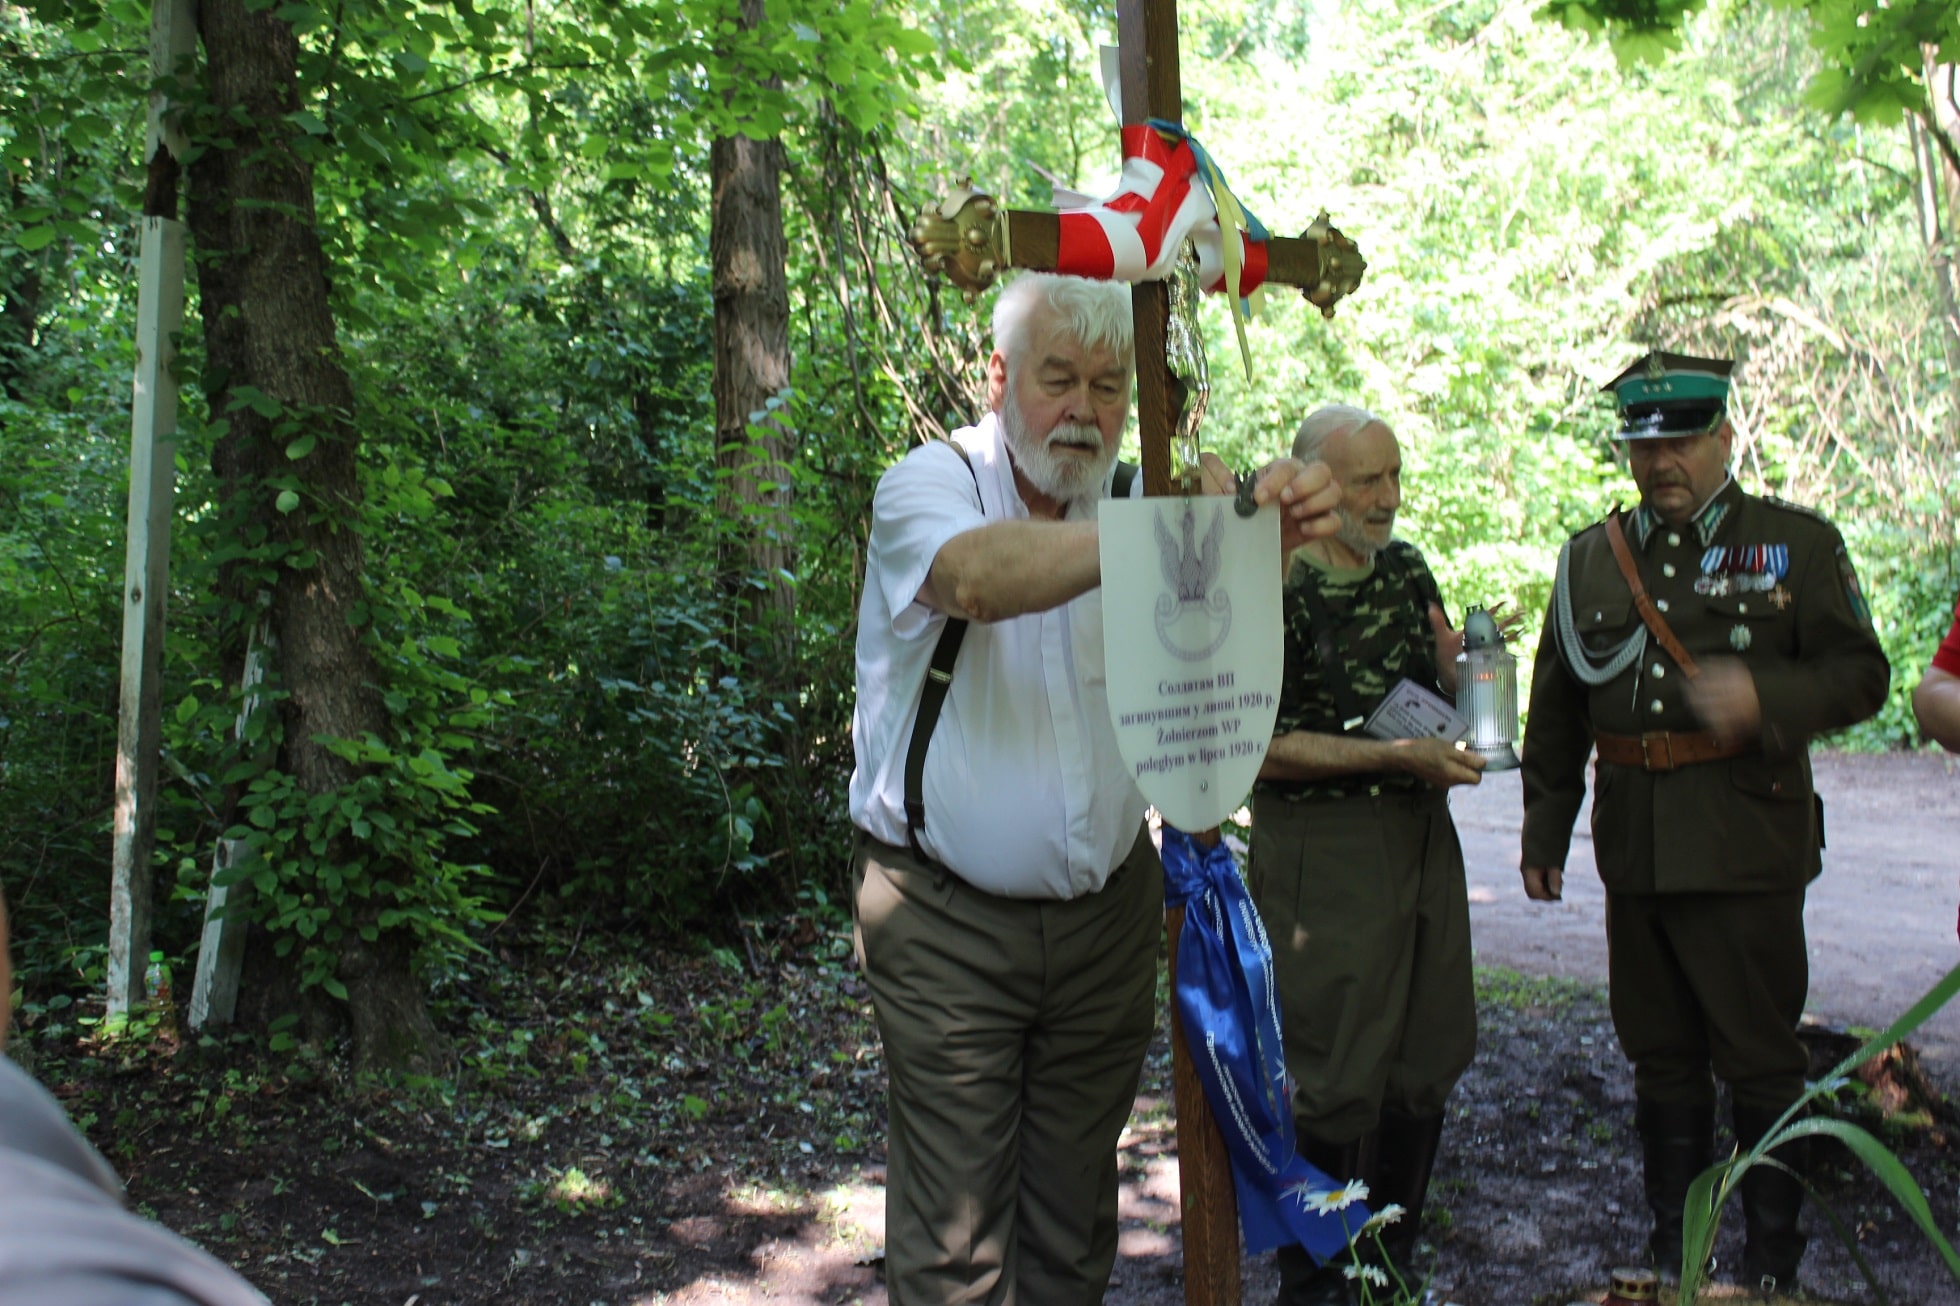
[1292,403,1388,464]
[992,273,1134,369]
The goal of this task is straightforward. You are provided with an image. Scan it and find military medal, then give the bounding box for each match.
[1730,624,1753,651]
[1695,544,1789,600]
[1768,585,1793,611]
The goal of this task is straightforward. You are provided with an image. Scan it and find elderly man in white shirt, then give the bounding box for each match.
[850,271,1342,1305]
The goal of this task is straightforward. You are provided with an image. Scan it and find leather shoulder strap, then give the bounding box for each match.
[1604,509,1700,681]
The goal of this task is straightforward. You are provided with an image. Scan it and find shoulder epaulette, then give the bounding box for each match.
[1761,494,1830,523]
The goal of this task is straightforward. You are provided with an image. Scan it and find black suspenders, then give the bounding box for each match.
[900,451,1137,864]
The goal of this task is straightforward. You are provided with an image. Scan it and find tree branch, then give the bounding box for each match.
[402,60,596,105]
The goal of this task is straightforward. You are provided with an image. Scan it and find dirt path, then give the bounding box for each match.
[49,751,1960,1306]
[1452,749,1960,1078]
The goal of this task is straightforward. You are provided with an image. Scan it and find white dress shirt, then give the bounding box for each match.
[848,413,1146,899]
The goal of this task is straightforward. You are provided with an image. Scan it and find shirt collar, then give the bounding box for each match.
[1633,475,1736,549]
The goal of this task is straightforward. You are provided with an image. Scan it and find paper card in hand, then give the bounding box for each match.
[1363,678,1469,743]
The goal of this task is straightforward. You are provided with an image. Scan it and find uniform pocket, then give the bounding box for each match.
[1728,753,1806,802]
[1572,594,1634,634]
[1702,591,1786,655]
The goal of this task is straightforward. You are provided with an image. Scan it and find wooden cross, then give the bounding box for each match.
[908,5,1366,1302]
[910,0,1365,504]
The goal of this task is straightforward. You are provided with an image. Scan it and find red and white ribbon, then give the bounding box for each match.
[1052,124,1269,298]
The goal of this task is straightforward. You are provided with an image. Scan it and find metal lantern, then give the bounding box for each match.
[1456,606,1520,771]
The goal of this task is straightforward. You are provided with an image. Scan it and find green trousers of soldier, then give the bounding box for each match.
[1250,788,1475,1300]
[1250,789,1477,1145]
[1609,888,1811,1289]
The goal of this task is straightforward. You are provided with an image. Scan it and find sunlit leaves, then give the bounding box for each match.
[1546,0,1960,122]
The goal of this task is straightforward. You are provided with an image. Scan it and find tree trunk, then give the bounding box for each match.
[1912,53,1960,375]
[0,171,43,401]
[710,0,794,672]
[185,0,441,1073]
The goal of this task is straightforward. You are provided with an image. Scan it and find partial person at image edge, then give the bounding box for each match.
[0,888,270,1306]
[1911,595,1960,754]
[1907,595,1960,941]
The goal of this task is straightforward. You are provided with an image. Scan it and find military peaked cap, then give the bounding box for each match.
[1604,350,1732,440]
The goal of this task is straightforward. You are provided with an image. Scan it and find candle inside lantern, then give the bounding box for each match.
[1456,606,1519,771]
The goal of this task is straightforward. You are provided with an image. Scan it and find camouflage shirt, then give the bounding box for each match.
[1258,539,1446,801]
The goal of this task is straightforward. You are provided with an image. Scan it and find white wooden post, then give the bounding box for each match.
[108,0,197,1017]
[188,612,267,1029]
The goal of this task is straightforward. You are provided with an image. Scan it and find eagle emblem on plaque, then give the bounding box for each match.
[1155,500,1233,660]
[1099,496,1284,832]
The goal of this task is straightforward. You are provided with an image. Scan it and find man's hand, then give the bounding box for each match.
[1685,657,1762,743]
[1389,737,1486,788]
[1522,865,1564,901]
[1196,452,1342,554]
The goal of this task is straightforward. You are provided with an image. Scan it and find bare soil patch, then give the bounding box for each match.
[12,908,1960,1306]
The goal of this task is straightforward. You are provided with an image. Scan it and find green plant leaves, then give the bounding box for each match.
[1680,963,1960,1301]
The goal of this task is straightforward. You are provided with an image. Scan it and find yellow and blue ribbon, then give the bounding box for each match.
[1148,117,1268,380]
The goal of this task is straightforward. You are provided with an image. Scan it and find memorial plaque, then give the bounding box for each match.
[1100,496,1283,832]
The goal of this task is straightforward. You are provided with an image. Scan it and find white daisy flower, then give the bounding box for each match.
[1360,1203,1406,1231]
[1300,1179,1370,1213]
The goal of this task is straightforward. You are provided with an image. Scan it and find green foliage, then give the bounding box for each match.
[1678,960,1960,1301]
[1475,966,1604,1013]
[1,0,1953,1029]
[1541,0,1960,127]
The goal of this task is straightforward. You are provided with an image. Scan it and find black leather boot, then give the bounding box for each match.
[1369,1108,1444,1272]
[1274,1243,1354,1306]
[1273,1133,1378,1306]
[1299,1130,1380,1196]
[1733,1100,1808,1296]
[1635,1096,1715,1283]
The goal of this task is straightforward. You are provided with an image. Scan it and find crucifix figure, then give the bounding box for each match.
[907,4,1367,1303]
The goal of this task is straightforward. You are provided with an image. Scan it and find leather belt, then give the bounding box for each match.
[1594,729,1750,772]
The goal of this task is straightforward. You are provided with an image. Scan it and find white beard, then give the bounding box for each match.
[1000,401,1117,507]
[1336,506,1392,561]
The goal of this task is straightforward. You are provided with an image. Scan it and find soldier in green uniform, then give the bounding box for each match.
[1520,352,1891,1294]
[1250,404,1483,1304]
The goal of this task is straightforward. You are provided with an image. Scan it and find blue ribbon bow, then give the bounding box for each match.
[1160,825,1371,1261]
